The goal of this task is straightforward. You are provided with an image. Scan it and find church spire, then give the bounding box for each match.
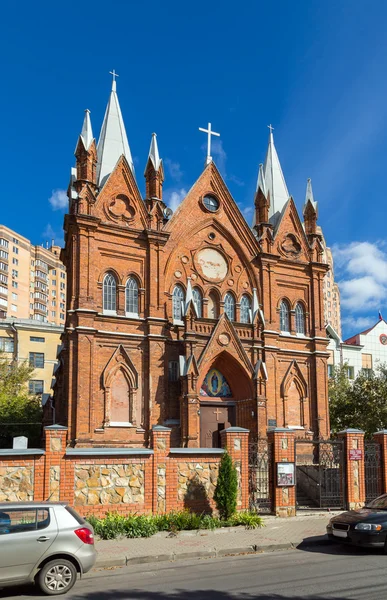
[303,178,318,236]
[74,109,97,186]
[263,126,289,219]
[80,109,93,150]
[144,133,164,201]
[96,72,134,187]
[304,177,317,212]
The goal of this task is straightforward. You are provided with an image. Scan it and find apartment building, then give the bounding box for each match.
[317,227,342,338]
[0,225,66,326]
[0,318,63,401]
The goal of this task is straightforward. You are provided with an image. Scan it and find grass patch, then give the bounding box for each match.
[87,510,264,540]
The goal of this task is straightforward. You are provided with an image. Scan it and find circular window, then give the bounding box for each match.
[203,195,219,212]
[208,232,216,240]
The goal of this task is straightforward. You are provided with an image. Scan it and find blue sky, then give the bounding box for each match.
[1,0,386,338]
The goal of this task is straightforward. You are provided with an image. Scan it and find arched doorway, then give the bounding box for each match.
[199,352,254,447]
[200,368,235,447]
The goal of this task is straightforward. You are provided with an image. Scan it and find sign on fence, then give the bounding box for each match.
[349,449,363,461]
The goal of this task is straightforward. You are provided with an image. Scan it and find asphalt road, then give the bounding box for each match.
[1,545,387,600]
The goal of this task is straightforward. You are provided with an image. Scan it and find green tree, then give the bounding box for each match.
[0,352,42,448]
[329,363,387,438]
[214,449,238,520]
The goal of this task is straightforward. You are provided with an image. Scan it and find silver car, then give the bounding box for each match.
[0,502,97,595]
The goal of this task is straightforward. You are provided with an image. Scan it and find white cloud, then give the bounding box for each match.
[228,174,245,187]
[48,189,67,211]
[165,158,183,182]
[332,241,387,328]
[164,188,187,212]
[42,224,63,246]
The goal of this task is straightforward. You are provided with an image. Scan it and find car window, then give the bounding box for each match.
[365,494,387,509]
[0,508,50,535]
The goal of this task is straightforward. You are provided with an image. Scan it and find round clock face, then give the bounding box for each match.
[380,333,387,345]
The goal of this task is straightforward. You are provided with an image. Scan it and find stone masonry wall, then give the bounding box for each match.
[74,463,145,506]
[0,465,34,502]
[177,461,219,506]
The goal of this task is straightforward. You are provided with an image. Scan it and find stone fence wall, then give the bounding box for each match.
[2,426,384,517]
[0,425,249,517]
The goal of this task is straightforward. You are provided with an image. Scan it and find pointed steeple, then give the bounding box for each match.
[75,109,97,186]
[144,133,164,201]
[97,74,134,187]
[263,127,289,219]
[147,133,161,172]
[304,178,317,212]
[256,163,266,196]
[252,163,269,228]
[303,178,318,236]
[81,109,93,150]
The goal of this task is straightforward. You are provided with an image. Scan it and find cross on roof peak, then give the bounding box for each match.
[109,70,119,91]
[268,124,274,134]
[199,122,220,166]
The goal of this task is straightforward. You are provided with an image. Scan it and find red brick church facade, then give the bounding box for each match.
[53,81,330,448]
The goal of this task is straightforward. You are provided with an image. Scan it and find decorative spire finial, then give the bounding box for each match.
[80,108,93,150]
[109,69,119,92]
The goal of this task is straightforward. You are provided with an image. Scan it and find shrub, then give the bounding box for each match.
[213,450,238,520]
[86,508,263,540]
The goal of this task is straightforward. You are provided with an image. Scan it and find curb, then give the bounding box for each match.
[94,536,332,569]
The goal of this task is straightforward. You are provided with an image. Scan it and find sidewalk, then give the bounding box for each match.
[94,512,338,568]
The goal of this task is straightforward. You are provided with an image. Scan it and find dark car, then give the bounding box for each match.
[327,494,387,551]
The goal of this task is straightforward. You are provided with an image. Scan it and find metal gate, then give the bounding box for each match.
[248,437,272,513]
[295,439,345,509]
[365,442,382,503]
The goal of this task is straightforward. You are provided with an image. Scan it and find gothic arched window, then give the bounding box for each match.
[295,302,305,335]
[192,287,203,318]
[224,292,235,321]
[103,273,117,313]
[173,285,185,321]
[280,300,290,332]
[240,294,251,323]
[125,277,139,315]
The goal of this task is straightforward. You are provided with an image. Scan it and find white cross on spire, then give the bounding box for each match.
[199,122,220,166]
[268,124,274,134]
[109,69,119,91]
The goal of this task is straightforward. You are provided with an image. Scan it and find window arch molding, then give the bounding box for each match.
[279,298,291,333]
[103,271,118,314]
[224,291,236,321]
[239,293,252,324]
[125,275,140,316]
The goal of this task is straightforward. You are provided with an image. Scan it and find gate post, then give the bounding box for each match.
[267,428,296,517]
[338,428,365,510]
[373,430,387,494]
[220,427,249,510]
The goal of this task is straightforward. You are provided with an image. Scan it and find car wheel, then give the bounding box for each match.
[37,559,77,595]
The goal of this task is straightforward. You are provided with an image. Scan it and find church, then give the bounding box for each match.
[53,76,330,448]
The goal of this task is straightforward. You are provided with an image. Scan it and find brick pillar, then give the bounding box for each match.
[151,425,171,514]
[338,428,365,510]
[44,425,68,502]
[220,427,249,511]
[267,428,296,517]
[373,430,387,494]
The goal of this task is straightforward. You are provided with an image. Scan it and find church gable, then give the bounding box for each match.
[197,313,254,379]
[93,155,149,230]
[163,162,260,304]
[273,198,311,263]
